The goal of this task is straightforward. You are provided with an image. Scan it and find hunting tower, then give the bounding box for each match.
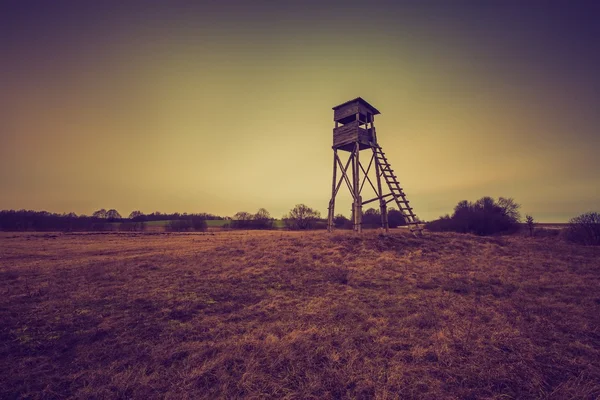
[327,97,422,233]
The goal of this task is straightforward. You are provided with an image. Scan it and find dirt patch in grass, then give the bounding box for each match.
[1,230,599,399]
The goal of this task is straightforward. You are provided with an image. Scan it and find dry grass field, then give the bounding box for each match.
[1,230,599,399]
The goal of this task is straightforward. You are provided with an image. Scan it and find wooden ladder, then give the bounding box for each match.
[373,144,423,234]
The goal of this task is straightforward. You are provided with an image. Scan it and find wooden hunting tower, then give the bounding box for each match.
[327,97,422,233]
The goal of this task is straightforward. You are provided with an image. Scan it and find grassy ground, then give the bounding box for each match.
[1,230,599,399]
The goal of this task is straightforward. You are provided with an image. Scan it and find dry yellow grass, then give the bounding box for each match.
[1,230,599,399]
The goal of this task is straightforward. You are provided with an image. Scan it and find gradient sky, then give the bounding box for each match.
[1,1,599,221]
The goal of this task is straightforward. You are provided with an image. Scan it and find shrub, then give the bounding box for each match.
[91,222,114,231]
[564,212,600,245]
[333,214,352,229]
[388,208,406,228]
[312,220,328,230]
[424,215,454,232]
[119,222,146,232]
[165,219,206,232]
[165,220,192,232]
[425,197,521,236]
[191,218,207,232]
[362,208,381,228]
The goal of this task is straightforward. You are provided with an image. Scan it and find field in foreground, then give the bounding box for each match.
[1,231,599,399]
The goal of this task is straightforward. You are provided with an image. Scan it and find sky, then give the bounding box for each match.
[1,1,599,222]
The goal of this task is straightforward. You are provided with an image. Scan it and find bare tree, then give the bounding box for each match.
[254,208,271,221]
[231,211,254,229]
[92,209,107,219]
[129,210,144,219]
[498,197,521,222]
[283,204,321,230]
[233,211,253,221]
[565,212,600,245]
[254,208,273,229]
[106,209,122,219]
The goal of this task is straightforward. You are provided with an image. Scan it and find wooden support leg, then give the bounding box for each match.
[380,200,389,233]
[357,196,362,233]
[353,142,362,233]
[327,150,337,232]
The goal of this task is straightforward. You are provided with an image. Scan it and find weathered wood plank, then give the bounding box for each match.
[334,104,359,122]
[333,121,374,148]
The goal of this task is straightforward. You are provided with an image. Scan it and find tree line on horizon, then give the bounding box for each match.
[1,201,597,245]
[0,205,407,232]
[228,205,408,230]
[0,209,224,232]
